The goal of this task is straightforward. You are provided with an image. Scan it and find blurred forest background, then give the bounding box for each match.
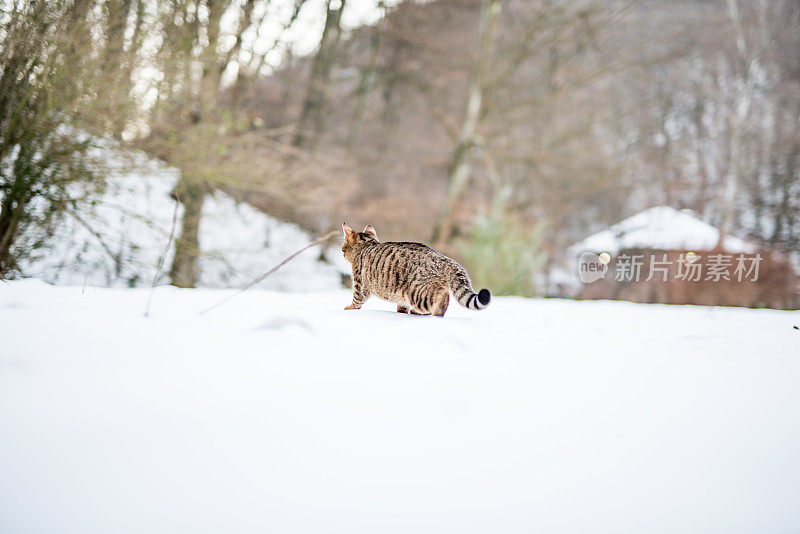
[1,0,799,297]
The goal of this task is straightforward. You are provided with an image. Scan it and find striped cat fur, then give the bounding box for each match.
[341,222,491,317]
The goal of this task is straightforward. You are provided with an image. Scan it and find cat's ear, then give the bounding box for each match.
[363,225,378,240]
[342,222,356,243]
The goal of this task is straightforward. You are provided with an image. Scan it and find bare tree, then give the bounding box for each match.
[293,0,348,148]
[347,1,386,146]
[718,0,768,243]
[430,0,501,244]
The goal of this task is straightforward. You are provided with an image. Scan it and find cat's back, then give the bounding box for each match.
[361,240,455,296]
[368,240,449,267]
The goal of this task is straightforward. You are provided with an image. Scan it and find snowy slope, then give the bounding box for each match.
[15,148,179,288]
[197,192,348,290]
[571,206,755,255]
[16,147,346,290]
[1,280,799,534]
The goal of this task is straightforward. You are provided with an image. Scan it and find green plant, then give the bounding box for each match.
[457,212,547,297]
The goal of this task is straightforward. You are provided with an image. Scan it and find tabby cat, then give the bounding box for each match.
[341,222,491,317]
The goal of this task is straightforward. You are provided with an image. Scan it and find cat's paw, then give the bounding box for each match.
[344,304,361,310]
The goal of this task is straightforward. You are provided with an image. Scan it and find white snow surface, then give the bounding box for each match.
[16,148,346,291]
[571,206,755,255]
[197,192,348,290]
[1,280,799,534]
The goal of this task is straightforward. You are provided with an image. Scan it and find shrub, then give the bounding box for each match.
[457,212,547,297]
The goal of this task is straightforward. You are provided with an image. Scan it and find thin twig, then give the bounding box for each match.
[198,230,339,316]
[64,206,122,265]
[144,196,181,318]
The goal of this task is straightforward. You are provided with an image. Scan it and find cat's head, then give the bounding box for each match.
[341,222,378,262]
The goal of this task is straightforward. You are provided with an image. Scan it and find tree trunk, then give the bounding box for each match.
[0,188,28,278]
[348,1,385,147]
[430,0,501,245]
[167,0,228,286]
[222,0,256,82]
[169,179,205,288]
[378,39,402,150]
[293,0,347,149]
[100,0,135,136]
[719,0,766,243]
[720,110,745,242]
[199,0,229,116]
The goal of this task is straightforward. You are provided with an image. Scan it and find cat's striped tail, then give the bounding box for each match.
[449,269,491,310]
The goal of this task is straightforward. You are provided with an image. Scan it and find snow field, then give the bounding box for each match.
[0,280,798,534]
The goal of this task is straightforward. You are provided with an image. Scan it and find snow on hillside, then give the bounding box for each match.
[197,192,348,290]
[572,206,755,255]
[10,145,173,287]
[16,146,346,290]
[1,280,799,534]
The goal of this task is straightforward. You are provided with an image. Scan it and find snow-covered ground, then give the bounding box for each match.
[1,280,799,534]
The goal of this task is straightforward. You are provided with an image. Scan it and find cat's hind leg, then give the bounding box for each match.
[430,289,450,317]
[409,284,447,316]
